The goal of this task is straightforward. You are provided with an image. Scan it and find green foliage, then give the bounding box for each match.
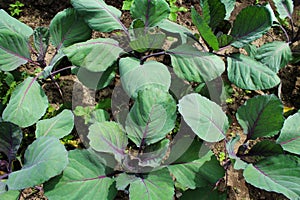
[178,93,228,142]
[44,149,117,200]
[122,0,134,10]
[0,9,33,37]
[243,155,300,200]
[227,54,280,90]
[167,44,225,82]
[167,0,188,21]
[35,109,74,138]
[0,0,299,199]
[9,1,24,16]
[277,112,300,154]
[6,136,68,190]
[119,58,171,98]
[2,77,48,127]
[236,95,284,139]
[125,87,177,146]
[230,6,272,48]
[191,7,219,51]
[122,0,188,21]
[64,38,123,72]
[74,106,109,124]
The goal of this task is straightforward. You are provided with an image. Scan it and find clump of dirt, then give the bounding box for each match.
[280,65,300,109]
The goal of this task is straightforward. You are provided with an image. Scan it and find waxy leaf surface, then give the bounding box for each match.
[7,136,68,190]
[3,77,48,127]
[71,0,125,32]
[130,0,170,27]
[236,95,284,139]
[168,45,225,83]
[45,149,116,200]
[64,38,123,72]
[50,8,91,49]
[0,122,22,163]
[230,6,272,48]
[35,109,74,139]
[277,112,300,154]
[88,121,128,163]
[244,155,300,200]
[0,30,31,71]
[227,54,280,90]
[178,93,228,142]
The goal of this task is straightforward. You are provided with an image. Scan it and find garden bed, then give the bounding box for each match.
[0,0,300,199]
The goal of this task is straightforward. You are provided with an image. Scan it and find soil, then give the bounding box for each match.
[0,0,299,199]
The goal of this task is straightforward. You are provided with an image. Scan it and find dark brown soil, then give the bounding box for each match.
[0,0,299,200]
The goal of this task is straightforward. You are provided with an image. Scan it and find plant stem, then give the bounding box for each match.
[289,17,295,41]
[292,27,300,43]
[50,66,75,76]
[216,45,232,54]
[279,25,290,43]
[0,173,9,179]
[140,51,166,64]
[184,32,207,52]
[50,74,63,99]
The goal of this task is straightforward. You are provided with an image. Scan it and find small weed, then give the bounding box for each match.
[218,152,226,162]
[167,0,188,21]
[9,1,24,16]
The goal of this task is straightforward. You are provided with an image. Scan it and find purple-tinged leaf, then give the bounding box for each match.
[277,112,300,155]
[244,155,300,200]
[236,94,284,140]
[226,136,240,160]
[0,9,33,38]
[167,44,225,83]
[0,122,22,164]
[0,30,31,71]
[138,139,169,168]
[7,136,68,190]
[64,38,123,72]
[2,77,48,128]
[167,151,224,189]
[50,8,92,49]
[230,6,272,48]
[115,139,168,173]
[88,122,128,163]
[226,136,248,170]
[178,93,228,142]
[131,0,170,27]
[273,0,294,20]
[33,27,49,62]
[125,87,176,147]
[44,149,117,200]
[71,0,126,33]
[41,50,65,79]
[115,168,174,200]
